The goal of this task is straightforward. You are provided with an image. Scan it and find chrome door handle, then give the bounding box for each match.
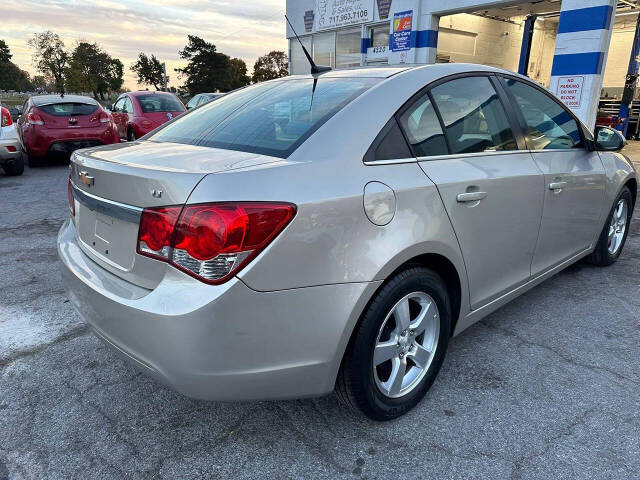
[549,181,568,191]
[456,191,488,203]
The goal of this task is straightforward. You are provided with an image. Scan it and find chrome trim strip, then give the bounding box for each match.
[71,182,142,223]
[528,149,587,153]
[363,158,417,166]
[417,150,530,162]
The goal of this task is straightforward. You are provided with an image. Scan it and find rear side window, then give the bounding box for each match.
[39,103,97,117]
[503,79,582,150]
[137,94,185,113]
[398,94,448,157]
[149,78,378,159]
[431,76,517,154]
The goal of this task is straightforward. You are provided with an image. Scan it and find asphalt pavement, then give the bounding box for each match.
[0,149,639,480]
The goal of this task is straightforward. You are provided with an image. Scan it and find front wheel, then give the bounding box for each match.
[127,128,136,142]
[336,267,451,420]
[586,186,633,266]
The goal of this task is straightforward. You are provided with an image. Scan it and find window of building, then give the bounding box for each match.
[313,32,336,68]
[336,28,362,69]
[290,37,313,75]
[431,76,517,154]
[503,79,583,150]
[370,24,390,48]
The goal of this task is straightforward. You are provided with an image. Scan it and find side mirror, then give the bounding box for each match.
[594,125,626,152]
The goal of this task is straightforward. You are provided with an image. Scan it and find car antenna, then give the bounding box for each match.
[285,15,331,75]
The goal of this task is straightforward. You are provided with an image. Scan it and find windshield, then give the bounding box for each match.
[148,78,378,158]
[39,103,98,116]
[137,94,185,113]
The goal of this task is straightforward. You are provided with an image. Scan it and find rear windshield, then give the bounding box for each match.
[147,78,378,158]
[39,103,97,116]
[137,94,185,113]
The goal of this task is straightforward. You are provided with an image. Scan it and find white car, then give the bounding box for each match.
[0,106,24,176]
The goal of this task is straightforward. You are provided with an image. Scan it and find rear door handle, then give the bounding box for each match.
[549,181,568,191]
[456,191,488,203]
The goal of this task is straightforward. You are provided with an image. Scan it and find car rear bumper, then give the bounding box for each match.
[25,126,118,157]
[0,137,22,163]
[58,218,376,401]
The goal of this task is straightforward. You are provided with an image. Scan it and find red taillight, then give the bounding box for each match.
[137,202,296,284]
[99,111,110,123]
[27,111,44,126]
[6,146,16,152]
[68,177,75,216]
[1,108,12,127]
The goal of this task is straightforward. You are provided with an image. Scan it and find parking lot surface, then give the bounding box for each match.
[1,149,639,480]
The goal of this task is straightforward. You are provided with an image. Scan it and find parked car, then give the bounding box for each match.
[59,64,637,420]
[110,91,185,141]
[17,95,119,167]
[186,93,225,110]
[0,106,24,176]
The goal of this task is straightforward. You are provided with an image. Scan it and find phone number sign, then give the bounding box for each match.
[556,76,584,109]
[317,0,374,30]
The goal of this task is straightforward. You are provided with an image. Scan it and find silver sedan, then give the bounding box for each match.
[59,64,637,420]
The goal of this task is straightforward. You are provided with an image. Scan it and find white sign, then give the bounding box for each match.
[367,45,388,60]
[556,76,585,109]
[317,0,374,30]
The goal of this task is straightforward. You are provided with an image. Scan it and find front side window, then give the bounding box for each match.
[503,79,582,150]
[398,94,448,157]
[187,95,200,109]
[114,97,126,112]
[431,76,518,154]
[148,78,378,158]
[124,97,134,114]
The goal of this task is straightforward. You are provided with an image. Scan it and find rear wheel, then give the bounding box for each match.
[2,155,24,176]
[336,267,451,420]
[26,152,42,168]
[586,186,633,266]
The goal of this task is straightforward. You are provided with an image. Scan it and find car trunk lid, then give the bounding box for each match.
[144,111,184,128]
[37,103,102,129]
[70,141,282,288]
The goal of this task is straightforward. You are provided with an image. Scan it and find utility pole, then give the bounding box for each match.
[163,62,168,92]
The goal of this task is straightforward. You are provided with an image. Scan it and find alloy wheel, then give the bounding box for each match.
[608,198,628,255]
[373,292,440,399]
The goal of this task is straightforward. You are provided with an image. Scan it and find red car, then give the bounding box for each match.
[18,95,119,167]
[110,91,185,141]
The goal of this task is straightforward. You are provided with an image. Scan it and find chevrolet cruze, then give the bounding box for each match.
[59,64,637,420]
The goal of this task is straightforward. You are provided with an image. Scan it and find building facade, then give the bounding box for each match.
[286,0,629,129]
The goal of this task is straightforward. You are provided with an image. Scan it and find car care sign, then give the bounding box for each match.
[391,10,413,53]
[317,0,374,30]
[556,76,584,109]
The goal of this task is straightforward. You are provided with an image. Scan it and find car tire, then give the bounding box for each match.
[128,128,136,142]
[586,186,634,266]
[2,156,24,176]
[336,267,451,421]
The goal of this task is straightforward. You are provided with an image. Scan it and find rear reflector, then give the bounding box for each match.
[137,202,296,284]
[6,146,16,152]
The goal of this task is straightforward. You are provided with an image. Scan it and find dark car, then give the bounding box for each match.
[186,93,225,110]
[110,91,185,141]
[17,94,119,166]
[8,107,20,123]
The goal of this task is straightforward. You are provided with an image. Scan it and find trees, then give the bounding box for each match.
[0,40,12,63]
[0,40,33,91]
[66,42,124,99]
[252,51,288,83]
[176,35,250,95]
[28,31,69,94]
[130,53,165,90]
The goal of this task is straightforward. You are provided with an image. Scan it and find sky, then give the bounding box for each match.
[0,0,288,90]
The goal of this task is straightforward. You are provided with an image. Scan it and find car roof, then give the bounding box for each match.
[284,63,517,81]
[129,90,176,97]
[31,94,98,106]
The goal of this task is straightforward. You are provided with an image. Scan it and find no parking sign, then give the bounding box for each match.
[556,76,584,109]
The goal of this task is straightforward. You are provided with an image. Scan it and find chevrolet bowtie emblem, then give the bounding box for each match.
[79,171,94,187]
